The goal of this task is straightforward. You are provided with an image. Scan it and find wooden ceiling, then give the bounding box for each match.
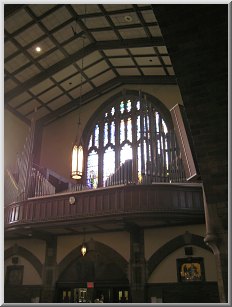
[4,4,176,126]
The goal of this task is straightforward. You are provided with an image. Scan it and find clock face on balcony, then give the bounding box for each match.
[69,196,76,205]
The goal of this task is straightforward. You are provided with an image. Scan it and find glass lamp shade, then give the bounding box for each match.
[81,244,87,256]
[71,144,83,179]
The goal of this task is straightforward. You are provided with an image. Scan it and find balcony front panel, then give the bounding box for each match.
[5,183,204,233]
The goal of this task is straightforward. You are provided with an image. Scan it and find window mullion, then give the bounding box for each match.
[98,121,104,187]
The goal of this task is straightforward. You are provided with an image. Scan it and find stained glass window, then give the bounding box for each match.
[86,92,185,187]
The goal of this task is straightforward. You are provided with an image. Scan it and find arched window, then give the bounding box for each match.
[85,91,185,188]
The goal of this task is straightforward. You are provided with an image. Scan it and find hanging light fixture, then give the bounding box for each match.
[81,228,87,256]
[71,8,86,181]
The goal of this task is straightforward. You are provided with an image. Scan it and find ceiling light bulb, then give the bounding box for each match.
[35,46,42,53]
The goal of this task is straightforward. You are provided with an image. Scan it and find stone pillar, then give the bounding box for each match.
[128,225,146,303]
[41,236,57,303]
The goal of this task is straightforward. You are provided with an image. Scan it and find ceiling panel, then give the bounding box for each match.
[119,28,147,39]
[76,51,103,70]
[41,6,72,31]
[53,65,78,82]
[129,47,156,55]
[141,67,166,75]
[5,53,30,73]
[4,8,32,34]
[110,12,140,26]
[91,70,116,87]
[47,94,71,111]
[15,24,44,47]
[4,4,175,124]
[4,41,18,58]
[63,37,91,55]
[109,57,135,67]
[27,107,50,120]
[60,74,82,91]
[27,37,56,58]
[29,78,54,95]
[84,60,109,79]
[92,30,118,41]
[4,79,18,93]
[52,21,78,44]
[15,64,41,82]
[39,49,65,69]
[135,56,161,66]
[72,4,101,14]
[17,100,41,115]
[8,92,33,108]
[103,4,133,11]
[69,82,93,99]
[38,86,63,103]
[116,67,141,76]
[28,4,56,17]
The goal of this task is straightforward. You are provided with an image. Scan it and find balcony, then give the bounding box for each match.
[5,183,205,240]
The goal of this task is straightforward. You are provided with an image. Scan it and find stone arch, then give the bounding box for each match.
[57,239,128,282]
[147,232,212,278]
[4,244,43,278]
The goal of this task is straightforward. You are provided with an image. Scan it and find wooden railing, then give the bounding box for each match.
[5,183,204,228]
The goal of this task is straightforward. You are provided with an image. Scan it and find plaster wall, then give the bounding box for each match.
[4,110,29,170]
[145,224,206,260]
[5,239,46,263]
[148,246,217,283]
[57,231,130,263]
[4,257,42,285]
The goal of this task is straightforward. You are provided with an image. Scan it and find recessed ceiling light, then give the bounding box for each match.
[124,15,132,22]
[35,46,42,53]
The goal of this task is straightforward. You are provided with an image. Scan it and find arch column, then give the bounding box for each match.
[128,225,146,303]
[40,236,58,303]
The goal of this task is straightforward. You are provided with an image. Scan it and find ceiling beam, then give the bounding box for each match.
[5,104,31,126]
[5,37,164,104]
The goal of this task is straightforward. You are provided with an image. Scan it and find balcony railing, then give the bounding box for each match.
[5,183,204,229]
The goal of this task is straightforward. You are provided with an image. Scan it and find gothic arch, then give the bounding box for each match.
[83,89,174,142]
[4,244,43,278]
[147,232,212,278]
[57,239,128,281]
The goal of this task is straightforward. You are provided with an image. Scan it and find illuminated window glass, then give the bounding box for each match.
[111,121,115,145]
[111,107,115,116]
[88,134,93,149]
[120,101,124,114]
[120,120,125,143]
[137,116,140,140]
[95,125,99,147]
[127,118,132,142]
[127,99,131,112]
[104,123,108,146]
[103,147,115,186]
[87,150,98,188]
[120,143,132,165]
[136,100,140,110]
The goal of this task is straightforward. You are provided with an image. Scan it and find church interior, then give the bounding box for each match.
[4,4,228,303]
